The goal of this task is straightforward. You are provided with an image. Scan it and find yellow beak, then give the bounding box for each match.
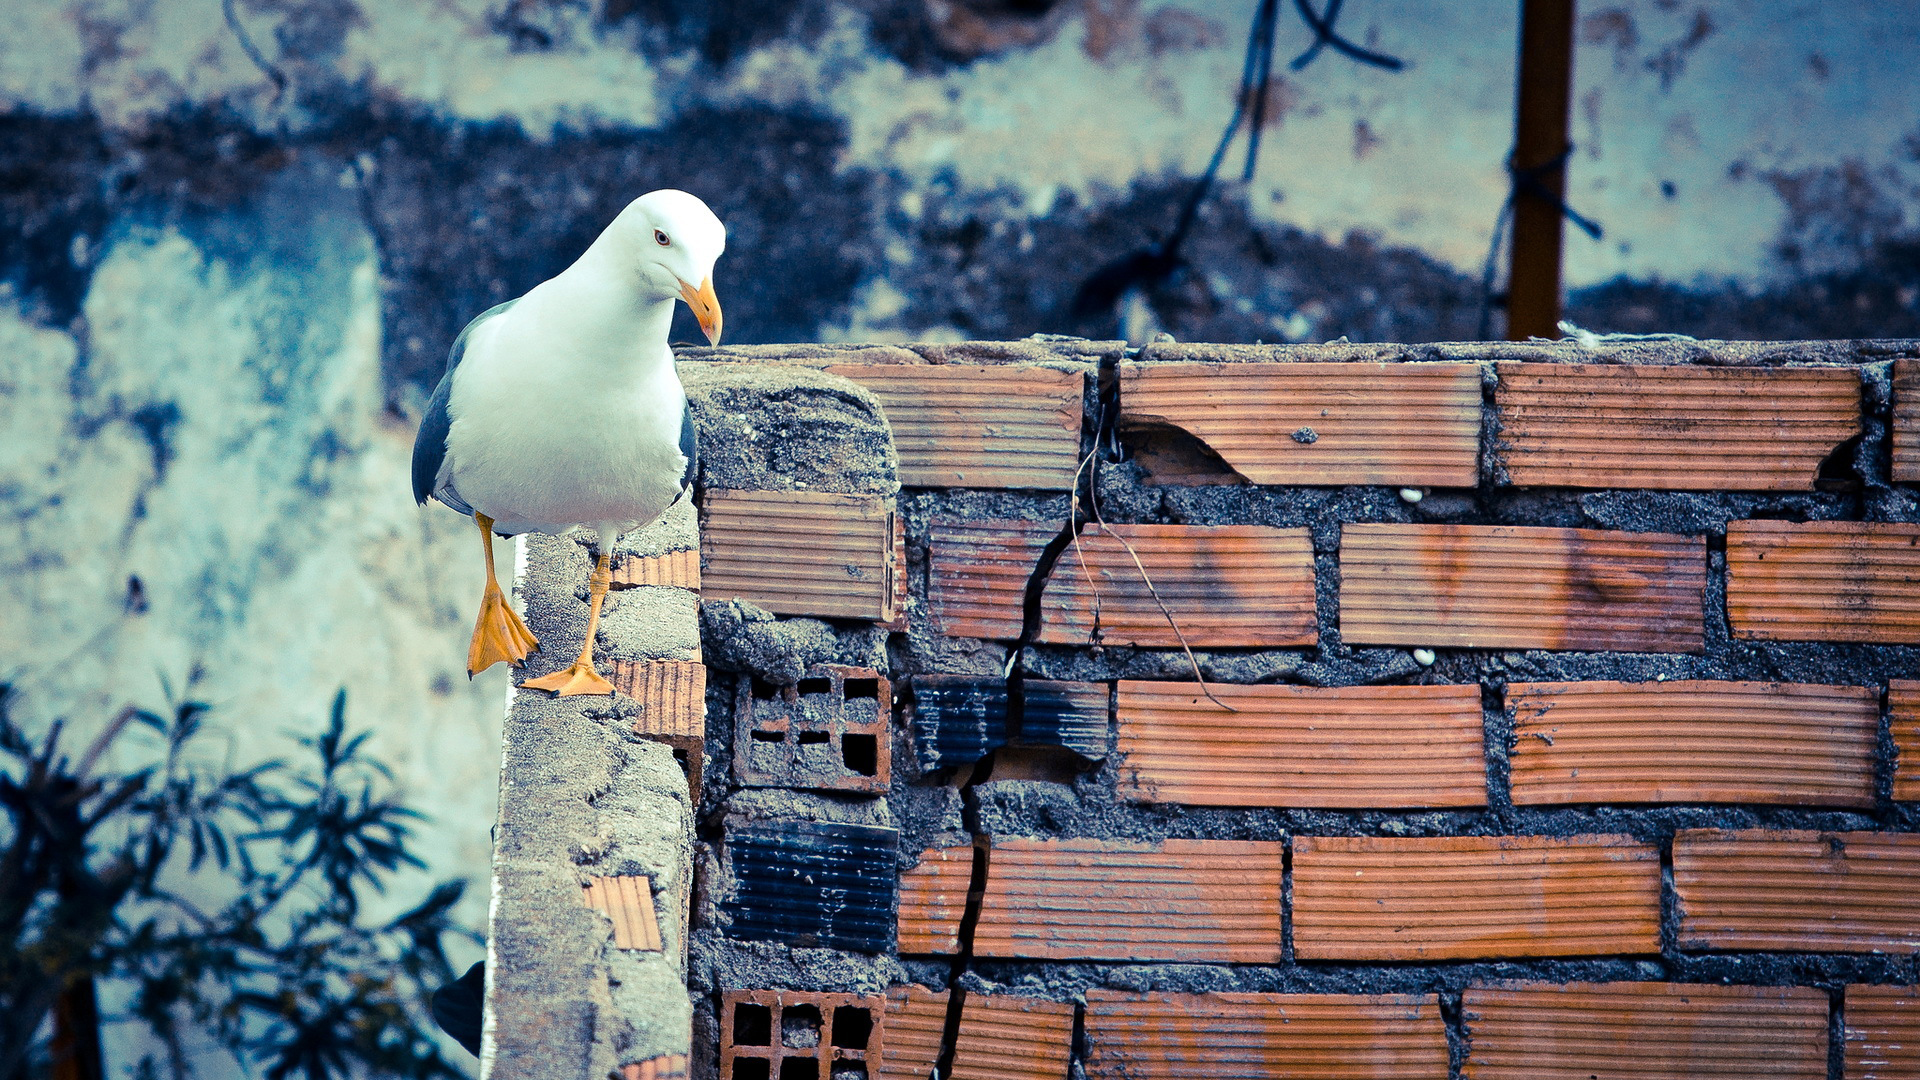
[679,276,723,345]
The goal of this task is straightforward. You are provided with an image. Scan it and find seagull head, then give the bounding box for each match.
[617,189,726,345]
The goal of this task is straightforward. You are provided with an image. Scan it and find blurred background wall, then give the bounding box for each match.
[1,2,1916,1062]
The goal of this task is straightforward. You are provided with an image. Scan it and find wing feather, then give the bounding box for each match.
[410,299,518,509]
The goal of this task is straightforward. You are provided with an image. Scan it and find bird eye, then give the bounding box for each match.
[654,230,671,246]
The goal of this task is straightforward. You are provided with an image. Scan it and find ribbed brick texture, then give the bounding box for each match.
[1339,524,1707,652]
[1038,524,1317,647]
[612,660,707,738]
[1846,984,1920,1080]
[701,490,897,621]
[1462,981,1829,1080]
[895,845,973,954]
[1507,680,1878,807]
[926,517,1056,639]
[878,987,1073,1080]
[1727,520,1920,644]
[1083,990,1449,1080]
[1893,681,1920,803]
[1119,360,1482,487]
[1894,359,1920,483]
[1292,835,1662,960]
[824,363,1085,489]
[1673,829,1920,952]
[1115,681,1485,808]
[954,837,1284,962]
[1495,361,1860,490]
[611,547,700,588]
[581,876,662,951]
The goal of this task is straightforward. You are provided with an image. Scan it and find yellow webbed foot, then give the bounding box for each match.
[519,660,615,697]
[467,583,540,676]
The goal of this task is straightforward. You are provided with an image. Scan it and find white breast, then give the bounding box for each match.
[441,295,688,537]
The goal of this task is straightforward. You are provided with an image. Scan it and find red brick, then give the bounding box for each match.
[930,519,1317,646]
[1673,829,1920,953]
[1463,981,1828,1080]
[611,547,700,589]
[824,362,1086,489]
[733,666,890,794]
[720,990,883,1080]
[613,660,706,738]
[1727,520,1920,644]
[701,490,898,621]
[1892,359,1920,483]
[581,875,661,951]
[898,838,1285,962]
[895,845,974,955]
[1496,361,1860,490]
[1846,984,1920,1080]
[1339,523,1706,653]
[1039,524,1317,647]
[1120,360,1482,487]
[1292,835,1662,961]
[1083,990,1448,1080]
[618,1055,688,1080]
[879,986,1073,1080]
[1115,681,1485,808]
[1508,680,1878,808]
[1893,681,1920,802]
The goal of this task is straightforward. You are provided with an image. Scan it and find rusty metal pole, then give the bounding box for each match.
[1505,0,1577,340]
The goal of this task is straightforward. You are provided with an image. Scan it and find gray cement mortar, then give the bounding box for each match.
[486,696,694,1076]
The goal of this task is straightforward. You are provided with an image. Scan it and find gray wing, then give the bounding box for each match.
[679,398,698,493]
[411,299,518,509]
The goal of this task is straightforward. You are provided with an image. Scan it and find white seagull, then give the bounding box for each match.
[411,189,725,696]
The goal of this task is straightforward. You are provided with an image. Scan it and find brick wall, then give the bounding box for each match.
[669,337,1920,1080]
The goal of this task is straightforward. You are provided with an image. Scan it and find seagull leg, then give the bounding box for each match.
[467,513,539,677]
[519,547,616,697]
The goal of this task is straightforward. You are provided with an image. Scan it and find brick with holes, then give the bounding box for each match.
[733,665,891,793]
[720,990,884,1080]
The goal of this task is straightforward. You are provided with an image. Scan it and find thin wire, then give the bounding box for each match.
[1290,0,1406,71]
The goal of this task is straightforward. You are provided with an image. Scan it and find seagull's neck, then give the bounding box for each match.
[533,243,679,380]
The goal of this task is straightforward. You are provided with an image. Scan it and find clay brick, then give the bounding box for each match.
[1040,524,1317,647]
[895,845,975,955]
[619,1055,688,1080]
[1083,990,1449,1080]
[725,822,897,954]
[1339,523,1707,652]
[613,660,707,738]
[1846,984,1920,1080]
[1462,981,1828,1080]
[720,990,883,1080]
[1893,681,1920,802]
[734,666,890,794]
[910,675,1108,770]
[929,519,1318,646]
[581,875,662,951]
[1114,681,1485,808]
[929,518,1320,641]
[926,517,1057,639]
[701,490,898,621]
[1892,359,1920,483]
[1495,361,1861,490]
[823,362,1085,489]
[1292,835,1662,961]
[1508,680,1878,808]
[879,986,1074,1080]
[979,837,1284,962]
[1673,829,1920,953]
[1119,360,1482,487]
[1727,520,1920,644]
[612,547,700,589]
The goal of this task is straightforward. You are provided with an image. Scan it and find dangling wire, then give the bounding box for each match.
[1070,0,1405,324]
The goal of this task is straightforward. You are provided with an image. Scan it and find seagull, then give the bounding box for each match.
[411,189,724,696]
